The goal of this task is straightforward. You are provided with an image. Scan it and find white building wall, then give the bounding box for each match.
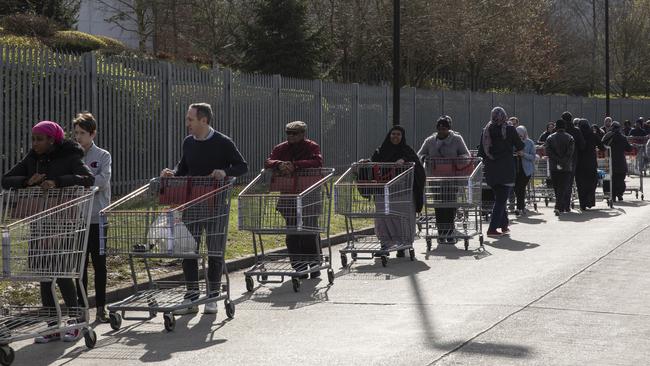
[76,0,143,50]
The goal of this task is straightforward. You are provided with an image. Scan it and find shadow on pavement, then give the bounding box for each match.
[407,271,532,360]
[557,209,621,222]
[514,215,547,225]
[232,277,331,310]
[425,245,491,260]
[611,200,648,207]
[336,257,431,281]
[484,237,540,252]
[30,314,229,364]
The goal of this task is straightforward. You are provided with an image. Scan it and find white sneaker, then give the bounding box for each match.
[62,328,82,342]
[204,301,218,314]
[34,333,60,343]
[173,299,198,315]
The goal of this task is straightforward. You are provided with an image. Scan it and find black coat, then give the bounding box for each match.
[576,129,603,176]
[478,124,524,187]
[2,139,95,189]
[565,125,586,169]
[603,131,632,175]
[371,126,426,213]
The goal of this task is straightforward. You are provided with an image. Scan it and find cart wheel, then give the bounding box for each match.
[571,202,575,209]
[109,312,122,331]
[245,276,254,292]
[636,191,639,198]
[340,254,348,268]
[327,269,335,285]
[83,329,97,349]
[261,275,268,281]
[544,198,548,207]
[642,194,645,200]
[464,239,469,251]
[426,239,432,252]
[224,300,235,319]
[479,235,484,245]
[163,313,175,332]
[148,300,158,318]
[608,199,613,208]
[381,256,388,267]
[409,248,415,261]
[534,203,538,211]
[351,252,357,260]
[0,345,14,366]
[292,278,301,292]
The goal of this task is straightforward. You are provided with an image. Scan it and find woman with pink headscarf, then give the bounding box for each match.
[2,120,94,344]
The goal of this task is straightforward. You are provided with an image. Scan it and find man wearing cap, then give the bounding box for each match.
[161,103,248,315]
[265,121,324,279]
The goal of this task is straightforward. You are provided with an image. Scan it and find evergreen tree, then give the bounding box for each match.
[243,0,321,79]
[0,0,80,29]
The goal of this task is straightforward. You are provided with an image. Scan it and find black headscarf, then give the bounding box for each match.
[578,119,592,139]
[371,125,426,212]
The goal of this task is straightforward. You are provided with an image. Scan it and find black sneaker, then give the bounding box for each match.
[310,271,321,279]
[395,250,405,258]
[96,307,109,323]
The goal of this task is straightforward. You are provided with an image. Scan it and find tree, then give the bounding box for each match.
[610,0,650,97]
[243,0,323,78]
[96,0,157,52]
[0,0,80,28]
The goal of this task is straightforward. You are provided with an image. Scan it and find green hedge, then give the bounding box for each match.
[0,34,45,48]
[46,30,107,53]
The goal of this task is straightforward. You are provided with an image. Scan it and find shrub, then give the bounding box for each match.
[0,13,59,38]
[0,34,45,48]
[47,30,106,53]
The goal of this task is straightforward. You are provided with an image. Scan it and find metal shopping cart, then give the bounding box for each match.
[238,168,335,293]
[626,136,648,200]
[100,177,235,332]
[596,146,614,208]
[528,146,554,209]
[467,150,493,221]
[421,157,483,252]
[334,162,416,268]
[0,187,97,365]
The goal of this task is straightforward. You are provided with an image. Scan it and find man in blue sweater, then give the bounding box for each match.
[161,103,248,314]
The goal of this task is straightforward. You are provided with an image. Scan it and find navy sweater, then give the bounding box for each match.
[174,132,248,177]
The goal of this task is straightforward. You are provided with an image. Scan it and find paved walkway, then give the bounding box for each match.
[11,181,650,366]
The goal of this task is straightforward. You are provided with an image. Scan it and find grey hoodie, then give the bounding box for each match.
[84,143,111,224]
[417,131,470,163]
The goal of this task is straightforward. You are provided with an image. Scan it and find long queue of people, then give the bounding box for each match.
[1,102,645,346]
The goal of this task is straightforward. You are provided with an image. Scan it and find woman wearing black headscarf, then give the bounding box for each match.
[602,122,632,201]
[575,119,603,210]
[369,126,425,257]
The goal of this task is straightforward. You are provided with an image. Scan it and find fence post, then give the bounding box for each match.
[313,79,323,145]
[384,84,390,130]
[223,68,232,136]
[83,52,98,115]
[353,83,360,160]
[412,87,417,146]
[160,61,173,166]
[467,89,472,148]
[273,74,281,141]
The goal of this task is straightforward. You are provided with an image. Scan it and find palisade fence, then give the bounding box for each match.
[4,45,650,195]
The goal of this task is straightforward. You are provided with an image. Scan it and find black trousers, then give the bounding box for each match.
[182,219,225,299]
[612,173,626,198]
[41,278,78,309]
[285,216,321,272]
[514,169,531,211]
[434,208,456,236]
[77,224,107,308]
[551,171,572,211]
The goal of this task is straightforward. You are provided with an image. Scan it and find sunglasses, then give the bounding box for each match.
[286,130,301,136]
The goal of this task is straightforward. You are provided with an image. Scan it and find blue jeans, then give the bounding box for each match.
[489,185,511,231]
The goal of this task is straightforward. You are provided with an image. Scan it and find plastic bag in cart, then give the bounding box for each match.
[146,213,197,254]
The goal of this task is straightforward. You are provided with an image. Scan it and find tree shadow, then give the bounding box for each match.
[484,237,540,252]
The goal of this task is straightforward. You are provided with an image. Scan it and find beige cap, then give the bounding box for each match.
[285,121,307,132]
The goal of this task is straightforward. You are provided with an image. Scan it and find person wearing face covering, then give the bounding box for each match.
[575,119,604,210]
[369,126,425,256]
[418,116,470,244]
[602,121,632,201]
[2,120,94,344]
[513,126,536,216]
[478,107,524,237]
[561,112,585,211]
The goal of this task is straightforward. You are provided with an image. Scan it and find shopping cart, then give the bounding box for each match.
[468,150,493,220]
[334,162,415,268]
[0,187,97,365]
[528,146,554,209]
[421,157,483,251]
[596,146,614,208]
[100,177,235,332]
[238,168,335,293]
[625,136,648,200]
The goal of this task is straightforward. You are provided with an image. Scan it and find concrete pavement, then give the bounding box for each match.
[10,184,650,366]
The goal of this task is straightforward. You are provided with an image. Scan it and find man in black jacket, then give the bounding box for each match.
[545,119,575,215]
[561,112,585,211]
[161,103,248,315]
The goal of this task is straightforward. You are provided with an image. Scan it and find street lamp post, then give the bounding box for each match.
[605,0,610,117]
[392,0,400,126]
